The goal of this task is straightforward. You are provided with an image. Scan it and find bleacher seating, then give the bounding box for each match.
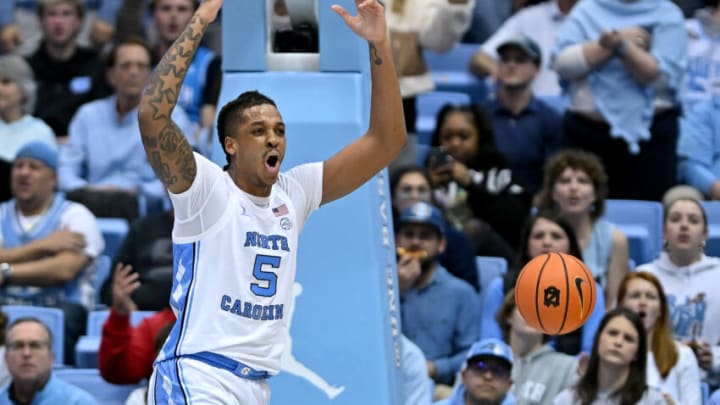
[701,201,720,257]
[75,310,156,367]
[423,44,488,102]
[93,255,111,309]
[3,305,64,365]
[97,217,129,259]
[54,368,141,405]
[476,256,508,304]
[416,91,471,145]
[604,200,664,265]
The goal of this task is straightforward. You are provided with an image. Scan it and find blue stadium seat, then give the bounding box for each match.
[423,44,489,102]
[3,305,64,364]
[54,368,141,405]
[75,310,156,367]
[604,199,663,265]
[423,44,478,71]
[96,218,129,259]
[93,255,111,310]
[702,381,709,405]
[476,256,508,301]
[701,201,720,257]
[537,94,570,114]
[416,91,471,145]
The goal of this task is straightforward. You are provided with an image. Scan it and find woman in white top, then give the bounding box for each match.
[618,271,701,404]
[553,308,666,405]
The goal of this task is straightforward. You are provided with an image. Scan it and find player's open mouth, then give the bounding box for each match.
[266,156,279,167]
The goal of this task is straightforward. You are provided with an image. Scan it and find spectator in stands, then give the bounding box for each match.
[481,210,605,356]
[26,0,111,139]
[390,165,488,290]
[0,309,8,388]
[0,141,104,365]
[0,55,56,203]
[553,308,666,404]
[99,208,173,311]
[99,262,175,385]
[637,197,720,388]
[469,0,577,97]
[677,98,720,200]
[0,317,96,404]
[481,36,564,195]
[396,201,479,388]
[434,338,515,405]
[683,0,720,107]
[427,103,531,251]
[385,0,475,168]
[553,0,686,202]
[618,271,702,403]
[537,149,629,307]
[401,335,432,405]
[58,37,195,220]
[496,290,578,404]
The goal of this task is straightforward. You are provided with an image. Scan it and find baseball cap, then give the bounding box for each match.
[466,338,513,368]
[15,141,58,172]
[398,202,445,237]
[497,36,542,65]
[0,55,37,114]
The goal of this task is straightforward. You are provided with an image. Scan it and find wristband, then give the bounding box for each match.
[0,262,12,287]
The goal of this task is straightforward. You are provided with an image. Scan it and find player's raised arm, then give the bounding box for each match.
[137,0,222,194]
[321,0,407,205]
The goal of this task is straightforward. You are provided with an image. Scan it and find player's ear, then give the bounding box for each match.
[224,135,237,158]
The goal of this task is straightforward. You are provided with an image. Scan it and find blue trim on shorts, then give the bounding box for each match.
[152,358,193,404]
[185,351,271,380]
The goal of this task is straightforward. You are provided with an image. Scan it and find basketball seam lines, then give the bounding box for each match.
[557,252,570,335]
[534,253,552,332]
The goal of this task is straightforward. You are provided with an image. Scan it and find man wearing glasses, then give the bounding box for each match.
[0,317,95,404]
[436,338,516,405]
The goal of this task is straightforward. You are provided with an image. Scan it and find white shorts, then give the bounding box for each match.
[148,357,271,405]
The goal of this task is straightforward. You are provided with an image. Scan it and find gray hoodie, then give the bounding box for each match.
[511,344,578,404]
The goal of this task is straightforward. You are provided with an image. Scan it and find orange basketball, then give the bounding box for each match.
[514,252,597,335]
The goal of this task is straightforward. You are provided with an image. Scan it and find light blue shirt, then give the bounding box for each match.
[401,266,479,385]
[677,98,720,196]
[59,96,195,202]
[402,335,432,405]
[0,375,96,405]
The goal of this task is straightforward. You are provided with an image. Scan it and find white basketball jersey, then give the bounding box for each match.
[157,153,322,375]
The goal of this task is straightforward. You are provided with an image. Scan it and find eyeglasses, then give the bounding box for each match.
[467,360,511,379]
[6,340,49,352]
[499,54,532,64]
[397,186,431,201]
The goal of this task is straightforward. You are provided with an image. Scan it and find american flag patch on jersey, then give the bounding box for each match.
[272,204,288,216]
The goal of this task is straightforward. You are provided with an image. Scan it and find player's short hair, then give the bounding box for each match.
[216,91,278,169]
[37,0,85,20]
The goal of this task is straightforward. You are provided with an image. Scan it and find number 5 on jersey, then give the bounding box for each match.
[251,255,280,297]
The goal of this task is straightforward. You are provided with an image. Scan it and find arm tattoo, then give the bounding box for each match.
[370,42,383,66]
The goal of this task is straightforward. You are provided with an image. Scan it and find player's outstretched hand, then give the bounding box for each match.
[332,0,387,44]
[197,0,223,23]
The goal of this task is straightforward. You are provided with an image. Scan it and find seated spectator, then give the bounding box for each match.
[0,55,56,202]
[427,103,531,251]
[1,317,96,404]
[26,0,111,139]
[553,308,666,405]
[481,210,605,356]
[0,141,104,365]
[497,290,578,404]
[677,98,720,200]
[0,55,56,161]
[99,263,175,385]
[434,338,516,405]
[537,149,629,306]
[0,309,8,388]
[401,334,432,405]
[482,36,564,195]
[684,1,720,107]
[637,196,720,388]
[618,271,702,403]
[99,208,173,311]
[396,202,479,387]
[552,0,686,202]
[58,37,195,221]
[390,165,488,290]
[469,0,578,97]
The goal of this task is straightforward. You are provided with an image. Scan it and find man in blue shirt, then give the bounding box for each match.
[0,317,96,404]
[396,201,479,388]
[484,36,564,195]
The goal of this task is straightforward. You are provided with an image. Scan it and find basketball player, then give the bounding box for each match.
[137,0,405,403]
